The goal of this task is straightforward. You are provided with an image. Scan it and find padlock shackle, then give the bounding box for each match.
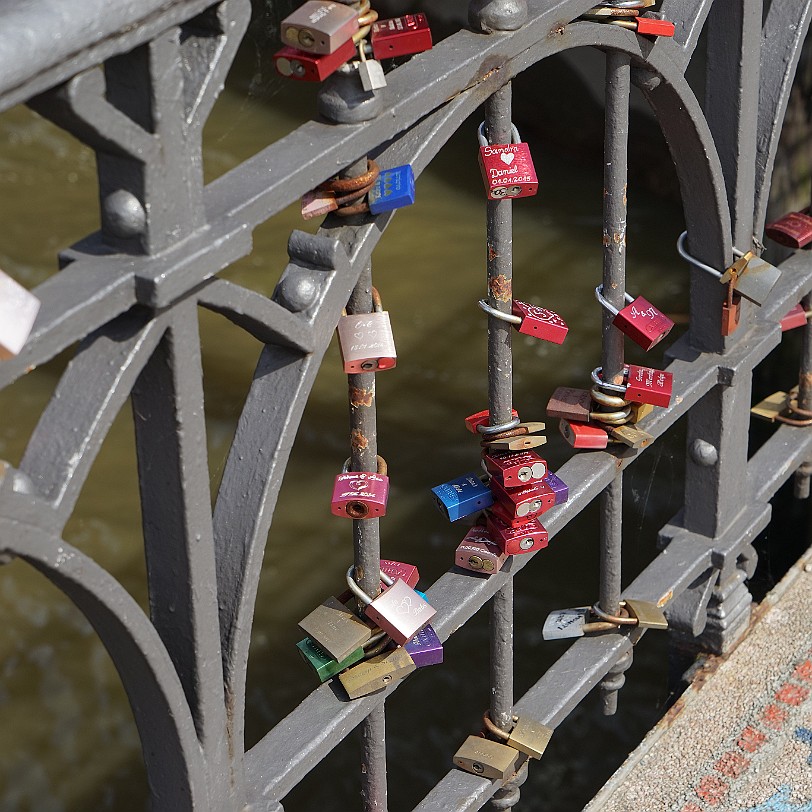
[590,366,627,394]
[341,454,388,475]
[594,284,634,317]
[477,121,522,148]
[477,298,522,325]
[346,565,394,606]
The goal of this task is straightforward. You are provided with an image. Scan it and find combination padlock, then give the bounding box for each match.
[559,419,609,450]
[766,210,812,249]
[489,478,555,525]
[482,449,546,488]
[431,472,494,521]
[368,165,415,214]
[485,511,549,556]
[592,365,673,408]
[477,122,538,200]
[339,646,416,699]
[0,269,40,361]
[331,456,389,519]
[336,288,397,373]
[455,525,508,574]
[595,284,674,351]
[347,566,436,646]
[370,13,433,59]
[280,1,360,54]
[404,624,443,667]
[274,39,357,81]
[298,594,376,662]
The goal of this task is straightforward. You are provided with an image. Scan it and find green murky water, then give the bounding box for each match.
[1,32,794,812]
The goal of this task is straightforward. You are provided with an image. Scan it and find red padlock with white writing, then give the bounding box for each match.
[477,123,538,200]
[595,285,674,351]
[592,365,673,409]
[336,288,396,373]
[370,13,432,59]
[559,419,609,450]
[478,298,567,344]
[490,478,555,525]
[485,511,549,556]
[455,525,508,574]
[331,457,389,519]
[483,450,546,488]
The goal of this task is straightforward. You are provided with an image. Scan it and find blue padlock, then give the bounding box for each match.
[369,165,415,214]
[431,472,494,521]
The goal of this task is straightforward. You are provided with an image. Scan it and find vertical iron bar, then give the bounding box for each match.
[598,51,630,715]
[484,84,515,756]
[345,151,387,811]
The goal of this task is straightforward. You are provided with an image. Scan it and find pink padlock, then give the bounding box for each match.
[477,123,538,200]
[0,269,41,361]
[781,303,808,331]
[485,511,549,556]
[490,478,555,525]
[336,288,397,374]
[483,450,547,488]
[455,525,507,573]
[380,559,419,589]
[331,456,389,519]
[596,285,674,351]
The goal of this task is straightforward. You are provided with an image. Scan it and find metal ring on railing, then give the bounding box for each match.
[590,602,637,626]
[477,417,522,435]
[477,298,522,325]
[477,121,522,148]
[594,284,634,318]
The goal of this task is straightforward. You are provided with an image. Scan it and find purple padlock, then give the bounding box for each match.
[545,471,568,506]
[405,624,443,667]
[331,456,389,519]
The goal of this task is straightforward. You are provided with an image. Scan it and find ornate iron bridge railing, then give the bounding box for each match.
[0,0,810,809]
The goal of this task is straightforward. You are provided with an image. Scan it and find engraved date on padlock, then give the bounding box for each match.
[478,138,538,200]
[330,471,389,518]
[336,311,397,373]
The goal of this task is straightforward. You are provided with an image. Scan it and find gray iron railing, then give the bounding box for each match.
[0,0,811,810]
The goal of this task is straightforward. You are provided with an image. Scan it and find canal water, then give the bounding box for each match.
[0,26,806,812]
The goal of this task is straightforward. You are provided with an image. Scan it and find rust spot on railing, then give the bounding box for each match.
[490,274,511,302]
[350,386,374,408]
[351,428,369,452]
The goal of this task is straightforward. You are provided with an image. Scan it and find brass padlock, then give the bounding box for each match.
[338,646,415,699]
[622,599,668,630]
[609,425,653,449]
[751,391,788,422]
[482,435,547,452]
[507,717,554,760]
[720,251,780,306]
[298,595,375,663]
[453,736,520,780]
[721,283,741,337]
[628,401,655,424]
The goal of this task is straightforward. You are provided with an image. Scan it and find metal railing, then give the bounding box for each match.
[0,0,811,810]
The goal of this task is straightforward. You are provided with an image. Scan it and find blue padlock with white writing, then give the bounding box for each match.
[369,165,415,214]
[431,472,494,521]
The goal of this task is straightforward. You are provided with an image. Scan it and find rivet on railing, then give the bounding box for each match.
[468,0,528,33]
[101,190,146,239]
[690,439,719,467]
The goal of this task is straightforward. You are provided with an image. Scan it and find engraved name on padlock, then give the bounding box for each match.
[478,124,538,200]
[404,624,443,667]
[330,471,389,518]
[431,472,494,521]
[380,559,419,588]
[370,13,433,59]
[0,269,41,361]
[281,1,359,54]
[511,301,568,344]
[766,210,812,249]
[624,365,673,408]
[274,40,357,81]
[363,579,436,645]
[613,296,674,351]
[483,450,546,488]
[336,311,397,373]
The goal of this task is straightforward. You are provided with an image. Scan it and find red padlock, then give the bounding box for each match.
[380,560,419,589]
[624,365,673,408]
[490,478,555,524]
[370,13,432,59]
[781,303,808,332]
[483,450,546,488]
[559,419,609,449]
[477,123,538,200]
[331,457,389,519]
[511,301,568,344]
[455,525,508,574]
[609,16,675,36]
[485,511,549,556]
[274,40,357,81]
[766,211,812,249]
[464,408,519,434]
[596,285,674,351]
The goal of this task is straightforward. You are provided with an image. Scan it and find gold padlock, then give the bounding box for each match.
[298,596,375,663]
[338,647,415,700]
[627,401,655,424]
[453,736,520,780]
[622,599,668,630]
[609,425,654,449]
[751,391,788,422]
[482,711,554,761]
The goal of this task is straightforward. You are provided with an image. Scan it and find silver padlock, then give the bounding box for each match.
[280,1,360,55]
[336,287,396,374]
[357,53,387,91]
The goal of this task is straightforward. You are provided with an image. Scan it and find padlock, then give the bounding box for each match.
[273,40,357,81]
[370,13,433,59]
[559,419,609,449]
[486,511,549,556]
[781,303,808,331]
[483,450,546,488]
[453,736,520,780]
[296,635,365,682]
[622,599,668,630]
[593,365,673,408]
[404,624,443,667]
[455,525,508,573]
[431,472,494,521]
[719,252,780,307]
[546,387,593,422]
[331,456,389,519]
[609,425,653,449]
[608,16,675,35]
[481,435,547,452]
[477,123,538,200]
[596,284,674,351]
[357,52,387,91]
[544,471,568,505]
[464,408,519,433]
[339,646,415,699]
[298,594,376,662]
[510,301,568,344]
[347,566,436,646]
[751,391,787,422]
[766,210,812,249]
[721,284,741,337]
[0,269,41,361]
[484,714,553,760]
[280,1,359,54]
[489,478,555,523]
[380,559,419,588]
[368,165,415,214]
[336,289,396,373]
[301,189,338,220]
[542,607,591,640]
[628,401,655,424]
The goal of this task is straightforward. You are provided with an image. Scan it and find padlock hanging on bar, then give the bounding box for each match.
[594,284,674,350]
[591,365,673,408]
[0,268,41,361]
[477,298,568,344]
[331,455,389,518]
[477,122,539,200]
[766,210,812,249]
[280,0,361,55]
[370,13,433,59]
[455,525,508,574]
[336,287,397,373]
